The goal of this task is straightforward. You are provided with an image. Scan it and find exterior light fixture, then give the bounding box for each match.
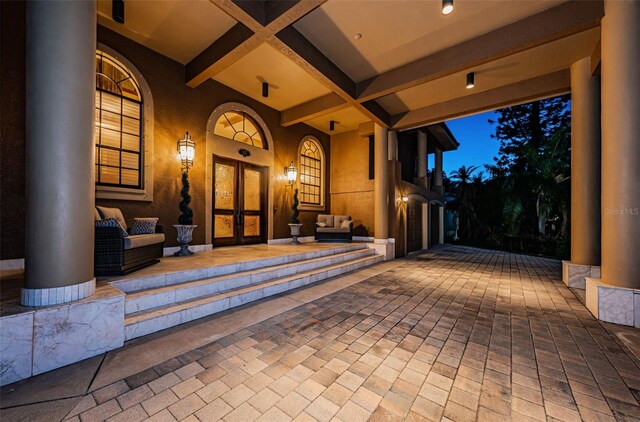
[329,120,335,131]
[285,161,297,186]
[262,82,269,97]
[442,0,453,15]
[466,72,475,89]
[402,194,409,203]
[112,0,125,23]
[177,131,195,172]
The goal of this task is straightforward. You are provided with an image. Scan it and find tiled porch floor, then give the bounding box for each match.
[2,246,640,421]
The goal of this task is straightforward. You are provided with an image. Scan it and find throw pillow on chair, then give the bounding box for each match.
[130,217,159,235]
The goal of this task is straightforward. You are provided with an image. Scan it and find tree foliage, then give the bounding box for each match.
[447,95,571,258]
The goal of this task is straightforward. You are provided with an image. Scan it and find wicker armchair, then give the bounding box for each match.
[95,218,165,276]
[315,214,353,242]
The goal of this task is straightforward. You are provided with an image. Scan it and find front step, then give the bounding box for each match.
[110,243,369,293]
[125,248,376,314]
[124,253,383,340]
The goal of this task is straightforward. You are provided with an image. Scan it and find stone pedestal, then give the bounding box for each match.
[562,261,600,289]
[586,277,640,328]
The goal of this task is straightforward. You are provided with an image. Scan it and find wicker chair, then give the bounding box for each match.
[314,214,353,242]
[94,207,165,276]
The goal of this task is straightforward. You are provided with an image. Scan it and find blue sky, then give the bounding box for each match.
[431,111,501,178]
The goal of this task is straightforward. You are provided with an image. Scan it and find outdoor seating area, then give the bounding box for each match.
[94,207,165,276]
[315,214,354,243]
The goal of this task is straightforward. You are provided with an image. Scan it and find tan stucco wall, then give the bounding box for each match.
[0,4,330,258]
[330,130,374,237]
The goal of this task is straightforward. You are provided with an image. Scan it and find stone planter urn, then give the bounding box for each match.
[173,224,197,256]
[288,223,303,245]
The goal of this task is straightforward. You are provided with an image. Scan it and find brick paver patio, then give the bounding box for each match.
[15,246,640,421]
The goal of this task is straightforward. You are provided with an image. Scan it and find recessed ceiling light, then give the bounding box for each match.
[466,72,475,89]
[354,33,363,40]
[442,0,454,15]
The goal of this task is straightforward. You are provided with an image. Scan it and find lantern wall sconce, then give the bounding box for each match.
[177,131,195,172]
[285,161,297,186]
[401,194,409,203]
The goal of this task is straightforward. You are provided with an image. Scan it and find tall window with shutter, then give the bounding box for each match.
[95,51,143,188]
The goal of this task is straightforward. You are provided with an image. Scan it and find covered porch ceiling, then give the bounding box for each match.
[96,0,603,135]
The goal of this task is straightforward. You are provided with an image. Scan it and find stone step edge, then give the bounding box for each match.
[123,254,384,340]
[124,248,377,314]
[110,243,369,293]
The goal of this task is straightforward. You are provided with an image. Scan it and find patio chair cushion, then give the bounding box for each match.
[130,217,159,235]
[316,222,327,227]
[94,208,102,221]
[124,233,165,250]
[317,214,334,227]
[96,206,128,231]
[96,217,128,237]
[334,215,351,228]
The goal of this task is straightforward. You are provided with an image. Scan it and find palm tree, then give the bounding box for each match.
[450,165,479,240]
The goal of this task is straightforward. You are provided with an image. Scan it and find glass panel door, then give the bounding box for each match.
[213,156,266,247]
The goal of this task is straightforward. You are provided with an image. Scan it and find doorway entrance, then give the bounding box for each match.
[406,201,423,253]
[213,156,267,247]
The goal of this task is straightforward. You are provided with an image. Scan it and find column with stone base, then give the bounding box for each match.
[563,57,601,289]
[372,124,394,259]
[434,148,445,244]
[417,129,427,188]
[586,0,640,328]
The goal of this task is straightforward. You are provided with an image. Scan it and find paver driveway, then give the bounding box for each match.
[4,246,640,421]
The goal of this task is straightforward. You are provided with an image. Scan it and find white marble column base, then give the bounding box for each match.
[562,261,600,289]
[586,277,640,328]
[369,239,395,261]
[21,277,96,306]
[1,285,124,386]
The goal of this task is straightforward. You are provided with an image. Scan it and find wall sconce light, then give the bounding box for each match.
[112,0,125,23]
[402,194,409,203]
[442,0,454,15]
[285,161,297,186]
[262,82,269,98]
[177,131,195,172]
[466,72,475,89]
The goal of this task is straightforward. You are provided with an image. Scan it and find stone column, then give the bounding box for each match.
[586,0,640,328]
[600,0,640,290]
[434,148,443,185]
[374,124,389,240]
[434,148,444,244]
[563,57,601,288]
[388,130,398,161]
[417,130,427,179]
[23,0,96,306]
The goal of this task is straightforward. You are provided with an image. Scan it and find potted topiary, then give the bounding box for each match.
[288,188,303,244]
[174,132,197,256]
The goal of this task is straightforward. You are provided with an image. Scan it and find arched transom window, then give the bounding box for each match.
[95,51,143,188]
[214,111,266,148]
[298,137,325,209]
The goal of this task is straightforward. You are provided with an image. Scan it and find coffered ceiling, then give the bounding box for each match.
[97,0,604,134]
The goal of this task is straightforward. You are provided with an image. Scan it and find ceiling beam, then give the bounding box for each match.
[357,0,603,102]
[273,27,390,127]
[392,70,570,130]
[185,23,257,88]
[281,93,347,126]
[186,0,327,87]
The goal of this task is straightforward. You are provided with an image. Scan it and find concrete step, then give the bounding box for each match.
[124,248,377,314]
[124,254,384,340]
[110,243,369,293]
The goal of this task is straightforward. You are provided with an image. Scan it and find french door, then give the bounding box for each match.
[213,156,267,247]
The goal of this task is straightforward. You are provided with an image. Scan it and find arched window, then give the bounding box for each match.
[213,111,266,149]
[95,51,143,188]
[298,137,325,210]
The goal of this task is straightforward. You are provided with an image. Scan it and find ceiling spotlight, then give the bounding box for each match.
[353,33,362,40]
[466,72,475,89]
[262,81,269,98]
[112,0,125,24]
[329,120,336,131]
[442,0,453,15]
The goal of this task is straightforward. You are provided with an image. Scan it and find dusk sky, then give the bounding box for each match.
[433,111,501,178]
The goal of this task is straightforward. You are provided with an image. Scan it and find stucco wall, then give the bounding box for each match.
[330,130,374,237]
[0,5,330,259]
